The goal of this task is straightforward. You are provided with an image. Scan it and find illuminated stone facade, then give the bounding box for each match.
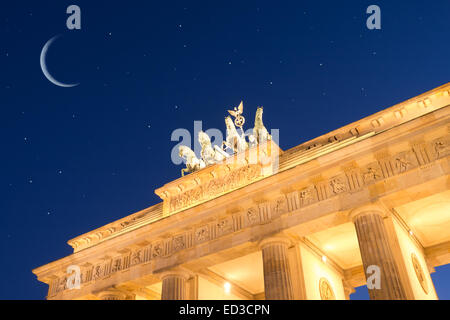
[33,83,450,300]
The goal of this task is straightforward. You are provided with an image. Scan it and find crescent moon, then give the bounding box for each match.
[40,35,79,88]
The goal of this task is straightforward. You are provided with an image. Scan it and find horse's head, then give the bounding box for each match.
[255,107,264,122]
[198,131,211,146]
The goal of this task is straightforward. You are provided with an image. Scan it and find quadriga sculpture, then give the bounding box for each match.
[178,145,205,177]
[222,116,248,153]
[198,130,227,166]
[253,107,272,143]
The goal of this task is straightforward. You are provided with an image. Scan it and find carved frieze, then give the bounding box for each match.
[131,250,142,266]
[362,162,383,184]
[431,136,450,159]
[195,226,210,243]
[245,207,260,226]
[111,257,122,273]
[217,218,233,236]
[393,150,418,174]
[270,195,288,218]
[168,164,262,214]
[173,234,186,251]
[329,174,348,195]
[152,241,163,258]
[299,186,318,206]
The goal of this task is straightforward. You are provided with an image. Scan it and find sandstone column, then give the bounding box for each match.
[259,237,294,300]
[350,204,407,300]
[160,269,190,300]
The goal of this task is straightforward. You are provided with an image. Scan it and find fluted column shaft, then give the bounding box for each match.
[161,271,189,300]
[260,238,294,300]
[351,205,406,300]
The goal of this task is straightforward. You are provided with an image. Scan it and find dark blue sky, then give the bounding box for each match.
[0,1,448,300]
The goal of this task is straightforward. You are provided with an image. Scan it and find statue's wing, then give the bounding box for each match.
[237,101,243,114]
[228,109,237,117]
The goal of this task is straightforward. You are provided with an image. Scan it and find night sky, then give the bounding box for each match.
[0,1,449,300]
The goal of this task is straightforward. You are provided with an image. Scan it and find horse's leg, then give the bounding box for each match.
[222,141,228,150]
[222,141,230,152]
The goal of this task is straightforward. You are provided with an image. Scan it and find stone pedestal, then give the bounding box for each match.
[259,237,294,300]
[351,204,407,300]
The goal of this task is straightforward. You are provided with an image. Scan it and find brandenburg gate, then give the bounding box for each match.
[33,83,450,300]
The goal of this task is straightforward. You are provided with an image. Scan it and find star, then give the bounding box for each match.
[58,170,63,174]
[147,124,151,128]
[28,179,33,184]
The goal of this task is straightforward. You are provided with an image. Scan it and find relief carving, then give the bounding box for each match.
[431,136,450,159]
[131,250,142,266]
[329,175,347,194]
[217,218,233,235]
[173,235,185,251]
[362,162,383,184]
[195,226,210,243]
[93,265,103,280]
[111,258,122,273]
[152,242,163,258]
[169,164,261,213]
[393,151,418,174]
[246,207,259,225]
[299,186,317,206]
[270,196,288,217]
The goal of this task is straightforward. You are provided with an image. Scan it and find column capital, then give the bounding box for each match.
[157,267,193,281]
[160,268,191,300]
[94,286,135,300]
[258,235,292,250]
[349,202,389,222]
